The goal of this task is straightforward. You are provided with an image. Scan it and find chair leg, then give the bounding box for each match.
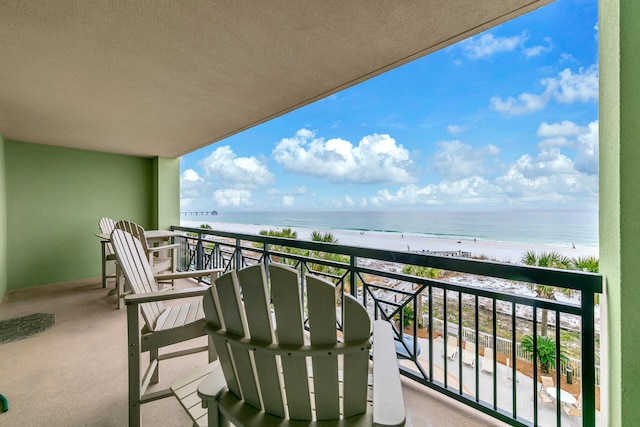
[127,303,142,427]
[150,348,160,384]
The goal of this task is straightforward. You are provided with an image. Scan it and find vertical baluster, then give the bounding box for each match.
[492,298,497,410]
[511,302,517,420]
[428,285,434,383]
[458,291,463,395]
[474,295,479,402]
[533,306,538,427]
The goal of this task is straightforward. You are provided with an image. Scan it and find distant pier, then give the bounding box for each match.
[181,211,218,216]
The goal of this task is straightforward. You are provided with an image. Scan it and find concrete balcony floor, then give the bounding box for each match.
[0,278,507,426]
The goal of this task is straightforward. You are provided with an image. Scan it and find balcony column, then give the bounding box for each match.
[600,0,640,425]
[151,157,179,230]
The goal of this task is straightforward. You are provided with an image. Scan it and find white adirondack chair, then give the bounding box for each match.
[110,229,223,427]
[171,263,406,427]
[98,217,117,291]
[115,220,179,292]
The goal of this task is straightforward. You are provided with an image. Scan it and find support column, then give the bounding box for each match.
[600,0,640,425]
[152,157,180,230]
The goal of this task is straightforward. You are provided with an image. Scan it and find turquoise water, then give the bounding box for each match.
[181,209,598,247]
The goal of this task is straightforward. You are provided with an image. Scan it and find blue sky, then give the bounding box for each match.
[180,0,598,212]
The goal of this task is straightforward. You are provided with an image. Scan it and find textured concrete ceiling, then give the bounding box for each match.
[0,0,552,158]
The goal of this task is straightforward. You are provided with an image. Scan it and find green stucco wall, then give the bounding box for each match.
[4,140,155,290]
[0,133,7,301]
[600,0,640,424]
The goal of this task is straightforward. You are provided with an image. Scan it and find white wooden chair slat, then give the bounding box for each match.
[238,265,285,418]
[237,265,274,342]
[185,299,202,325]
[342,293,371,418]
[269,264,312,421]
[307,275,340,420]
[214,272,262,410]
[174,303,192,329]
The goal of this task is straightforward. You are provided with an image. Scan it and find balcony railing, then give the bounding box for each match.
[171,225,602,427]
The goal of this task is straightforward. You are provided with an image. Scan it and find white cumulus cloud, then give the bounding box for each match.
[461,33,526,59]
[182,169,202,182]
[273,129,415,184]
[370,119,598,209]
[523,37,554,58]
[213,189,253,207]
[432,141,500,180]
[200,145,274,189]
[282,195,294,207]
[447,124,470,134]
[490,65,598,115]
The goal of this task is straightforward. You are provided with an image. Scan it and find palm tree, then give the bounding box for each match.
[402,265,441,328]
[520,251,571,336]
[308,231,349,283]
[572,255,600,304]
[255,228,301,265]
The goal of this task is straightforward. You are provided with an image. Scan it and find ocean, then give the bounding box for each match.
[181,209,599,248]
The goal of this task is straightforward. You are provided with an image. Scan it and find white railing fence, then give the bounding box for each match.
[426,317,600,386]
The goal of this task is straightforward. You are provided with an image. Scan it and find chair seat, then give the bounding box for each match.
[216,392,373,427]
[154,299,205,331]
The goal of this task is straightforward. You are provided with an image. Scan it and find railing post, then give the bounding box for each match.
[234,238,242,269]
[581,287,597,427]
[350,255,357,297]
[196,232,204,271]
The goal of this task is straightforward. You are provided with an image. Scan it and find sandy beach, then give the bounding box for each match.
[182,220,598,264]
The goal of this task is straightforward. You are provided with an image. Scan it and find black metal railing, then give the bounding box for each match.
[171,225,602,427]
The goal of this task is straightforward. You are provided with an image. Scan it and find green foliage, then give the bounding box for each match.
[187,223,213,237]
[308,231,349,282]
[259,228,298,239]
[402,265,441,279]
[255,228,303,266]
[572,256,599,273]
[394,304,415,328]
[520,334,567,374]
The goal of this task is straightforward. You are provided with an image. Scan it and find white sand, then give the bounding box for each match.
[182,220,598,264]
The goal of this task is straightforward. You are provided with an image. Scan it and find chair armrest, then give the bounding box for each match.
[124,286,209,305]
[197,361,227,400]
[154,269,223,282]
[372,320,406,427]
[146,243,181,253]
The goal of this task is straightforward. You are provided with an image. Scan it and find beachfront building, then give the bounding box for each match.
[0,1,636,425]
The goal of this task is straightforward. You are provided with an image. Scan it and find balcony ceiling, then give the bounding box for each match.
[0,0,551,158]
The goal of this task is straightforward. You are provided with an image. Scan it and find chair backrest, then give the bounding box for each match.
[203,263,371,422]
[484,347,494,360]
[99,217,116,234]
[99,217,117,255]
[110,229,164,330]
[463,342,475,363]
[115,220,150,252]
[541,375,554,389]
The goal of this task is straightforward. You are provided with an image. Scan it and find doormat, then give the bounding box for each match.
[0,313,56,345]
